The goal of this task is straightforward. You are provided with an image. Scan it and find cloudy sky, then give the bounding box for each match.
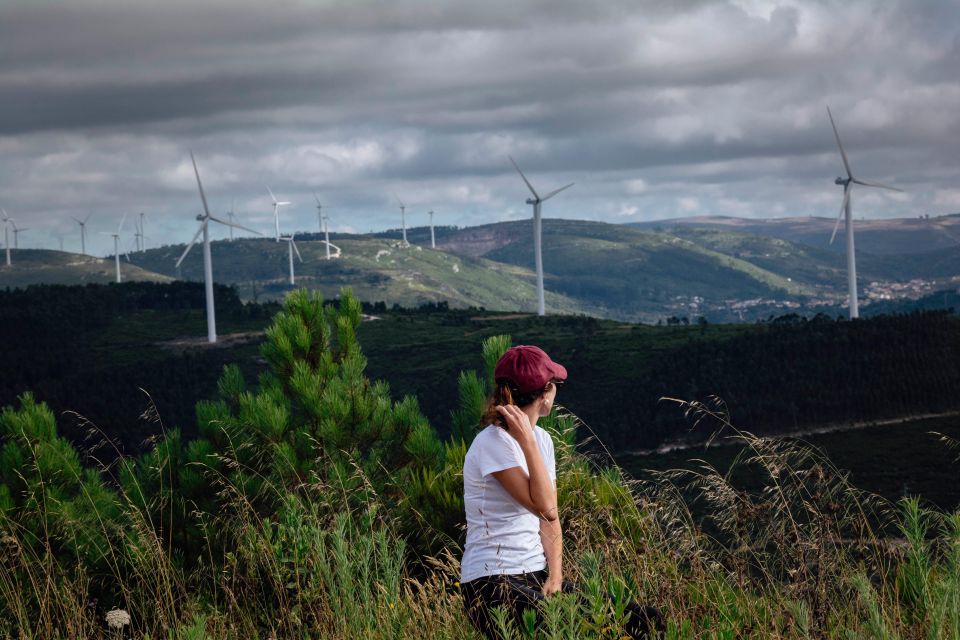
[1,0,958,255]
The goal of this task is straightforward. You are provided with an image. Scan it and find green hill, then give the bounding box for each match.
[0,249,172,288]
[7,218,958,323]
[434,219,819,320]
[632,213,960,255]
[126,236,594,314]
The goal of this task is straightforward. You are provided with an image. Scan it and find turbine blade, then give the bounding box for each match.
[851,178,904,193]
[208,215,263,235]
[83,212,93,224]
[190,151,213,219]
[175,222,205,267]
[71,216,83,224]
[292,239,303,262]
[826,105,853,179]
[267,186,277,203]
[277,201,291,206]
[117,212,127,233]
[540,182,574,202]
[830,188,850,245]
[314,191,321,205]
[509,155,540,200]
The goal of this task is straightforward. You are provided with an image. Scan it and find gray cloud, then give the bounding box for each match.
[0,0,958,256]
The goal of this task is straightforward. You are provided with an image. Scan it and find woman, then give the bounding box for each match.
[460,345,663,639]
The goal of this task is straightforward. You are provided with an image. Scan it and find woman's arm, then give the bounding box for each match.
[539,503,563,595]
[490,404,558,521]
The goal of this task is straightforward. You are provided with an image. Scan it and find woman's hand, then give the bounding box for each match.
[543,575,563,597]
[495,404,536,446]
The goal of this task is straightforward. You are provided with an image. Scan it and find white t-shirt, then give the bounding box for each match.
[460,424,557,583]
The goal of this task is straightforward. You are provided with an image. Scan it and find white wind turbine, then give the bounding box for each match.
[178,152,263,343]
[826,106,903,319]
[100,214,127,283]
[428,210,436,249]
[280,233,303,285]
[227,199,235,241]
[1,209,11,266]
[312,193,341,259]
[395,194,408,246]
[267,186,291,242]
[11,220,29,250]
[137,212,147,252]
[72,213,93,256]
[509,156,574,316]
[314,193,330,259]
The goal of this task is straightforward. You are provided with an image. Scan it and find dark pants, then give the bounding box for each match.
[461,570,664,639]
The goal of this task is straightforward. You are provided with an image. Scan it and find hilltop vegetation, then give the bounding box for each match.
[633,213,960,255]
[0,249,171,287]
[4,217,959,323]
[2,289,958,638]
[126,235,593,314]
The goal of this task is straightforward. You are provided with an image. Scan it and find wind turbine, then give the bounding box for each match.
[314,193,335,260]
[395,194,408,246]
[134,216,143,253]
[509,156,574,316]
[267,186,290,242]
[100,214,127,283]
[427,210,436,249]
[137,212,147,252]
[178,152,263,343]
[11,220,29,250]
[280,233,303,285]
[1,209,11,266]
[826,106,903,319]
[72,213,93,256]
[227,199,235,241]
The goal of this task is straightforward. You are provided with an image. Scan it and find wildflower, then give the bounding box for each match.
[105,608,131,629]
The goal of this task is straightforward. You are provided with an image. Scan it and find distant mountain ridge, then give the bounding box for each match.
[630,213,960,255]
[3,216,958,322]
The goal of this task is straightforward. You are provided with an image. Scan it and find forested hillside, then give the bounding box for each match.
[3,283,958,458]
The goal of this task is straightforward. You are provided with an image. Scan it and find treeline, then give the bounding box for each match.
[553,311,960,450]
[3,282,959,456]
[359,309,960,451]
[0,282,278,455]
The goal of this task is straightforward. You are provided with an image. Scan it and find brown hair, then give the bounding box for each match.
[480,382,544,428]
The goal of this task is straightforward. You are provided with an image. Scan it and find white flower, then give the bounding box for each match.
[105,608,131,629]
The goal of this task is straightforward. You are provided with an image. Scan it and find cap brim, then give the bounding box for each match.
[548,360,567,382]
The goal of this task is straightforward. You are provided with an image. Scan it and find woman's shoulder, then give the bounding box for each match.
[470,424,515,448]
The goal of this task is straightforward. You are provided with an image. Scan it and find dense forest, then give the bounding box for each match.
[2,282,959,459]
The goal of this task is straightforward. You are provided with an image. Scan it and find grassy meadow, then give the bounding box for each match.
[1,288,959,639]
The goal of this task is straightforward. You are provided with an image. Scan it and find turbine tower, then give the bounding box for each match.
[178,152,262,343]
[826,106,903,319]
[280,233,303,285]
[100,214,127,283]
[1,209,11,266]
[509,156,574,316]
[395,194,408,246]
[267,186,291,242]
[313,193,333,259]
[72,213,93,256]
[138,212,147,252]
[428,210,436,249]
[134,216,143,253]
[11,221,29,250]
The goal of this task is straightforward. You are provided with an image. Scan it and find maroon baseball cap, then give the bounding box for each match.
[494,345,567,394]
